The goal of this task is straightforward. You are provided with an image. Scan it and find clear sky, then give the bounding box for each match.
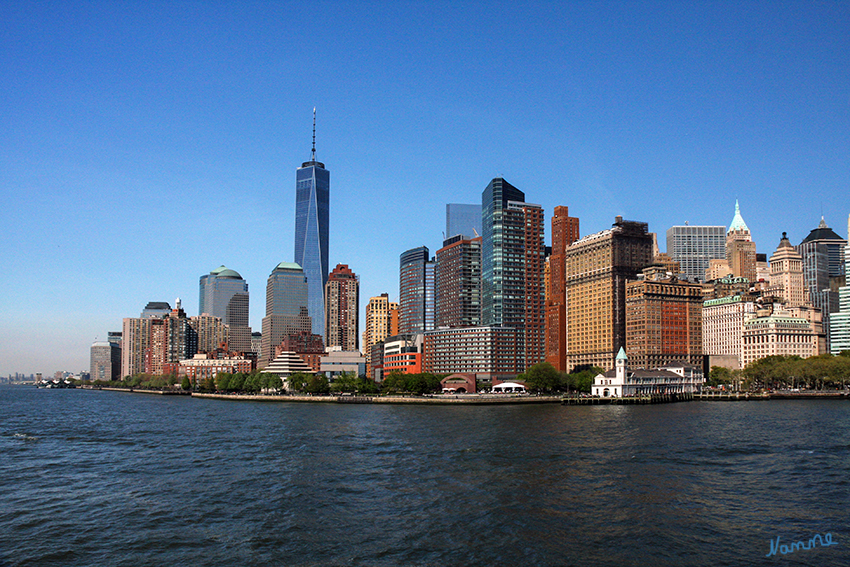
[1,1,848,376]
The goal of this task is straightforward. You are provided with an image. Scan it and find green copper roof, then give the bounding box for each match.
[728,200,749,233]
[274,262,303,271]
[616,347,628,360]
[210,265,242,279]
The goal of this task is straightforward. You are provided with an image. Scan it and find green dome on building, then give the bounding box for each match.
[210,265,243,279]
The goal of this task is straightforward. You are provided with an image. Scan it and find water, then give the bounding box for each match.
[1,386,848,566]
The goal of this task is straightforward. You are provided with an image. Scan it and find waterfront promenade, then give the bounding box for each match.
[192,392,563,404]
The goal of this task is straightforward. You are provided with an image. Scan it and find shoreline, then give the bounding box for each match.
[191,392,564,404]
[83,387,850,404]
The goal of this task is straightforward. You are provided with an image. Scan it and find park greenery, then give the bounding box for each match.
[519,362,602,394]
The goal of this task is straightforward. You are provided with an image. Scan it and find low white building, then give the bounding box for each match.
[593,348,704,398]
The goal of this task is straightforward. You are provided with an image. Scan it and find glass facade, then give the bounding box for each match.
[446,203,482,241]
[260,262,311,368]
[198,266,250,352]
[399,246,434,334]
[481,178,526,327]
[295,159,330,338]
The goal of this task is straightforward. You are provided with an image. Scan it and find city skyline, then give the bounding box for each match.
[2,1,849,374]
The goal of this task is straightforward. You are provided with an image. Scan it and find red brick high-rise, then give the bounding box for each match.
[545,206,579,371]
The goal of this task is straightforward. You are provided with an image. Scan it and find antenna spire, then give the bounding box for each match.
[311,107,316,162]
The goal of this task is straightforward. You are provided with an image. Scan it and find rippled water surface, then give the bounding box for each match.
[1,386,848,566]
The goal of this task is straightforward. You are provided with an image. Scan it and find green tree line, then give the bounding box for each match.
[518,362,601,394]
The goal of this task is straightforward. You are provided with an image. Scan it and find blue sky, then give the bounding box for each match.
[1,1,848,375]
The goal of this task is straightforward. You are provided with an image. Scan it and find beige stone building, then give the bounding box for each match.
[702,294,759,369]
[726,200,758,283]
[742,306,818,367]
[765,232,807,307]
[362,293,399,368]
[564,216,654,372]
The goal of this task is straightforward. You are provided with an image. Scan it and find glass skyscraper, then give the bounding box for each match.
[198,265,251,352]
[295,112,330,338]
[446,203,481,241]
[260,262,311,368]
[399,246,435,334]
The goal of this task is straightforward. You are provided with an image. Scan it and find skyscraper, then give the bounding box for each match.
[564,216,654,372]
[446,203,482,240]
[726,200,757,283]
[828,214,850,355]
[666,224,726,283]
[766,233,806,307]
[481,178,545,369]
[545,206,580,371]
[399,246,435,334]
[198,265,251,352]
[295,109,330,338]
[325,263,359,352]
[435,235,482,329]
[797,217,847,351]
[260,262,311,368]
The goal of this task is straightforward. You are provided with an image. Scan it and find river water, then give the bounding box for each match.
[1,386,848,566]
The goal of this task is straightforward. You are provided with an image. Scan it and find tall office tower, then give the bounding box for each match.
[829,214,850,355]
[325,263,359,352]
[399,246,435,334]
[90,340,121,381]
[726,200,757,283]
[625,266,704,369]
[797,217,847,351]
[198,265,251,352]
[766,233,806,307]
[446,203,482,240]
[564,216,654,372]
[260,262,312,368]
[481,178,545,369]
[435,235,482,328]
[666,224,726,283]
[294,109,330,338]
[545,206,580,371]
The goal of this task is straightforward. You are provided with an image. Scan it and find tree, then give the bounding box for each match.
[215,372,232,392]
[330,372,358,393]
[180,377,191,391]
[201,376,216,392]
[564,367,600,393]
[708,366,733,387]
[521,362,562,392]
[304,374,330,394]
[287,372,309,392]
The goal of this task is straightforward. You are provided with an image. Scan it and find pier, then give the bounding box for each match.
[562,393,694,405]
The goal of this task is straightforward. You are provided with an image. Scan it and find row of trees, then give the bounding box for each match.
[95,362,610,396]
[709,352,850,391]
[519,362,601,393]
